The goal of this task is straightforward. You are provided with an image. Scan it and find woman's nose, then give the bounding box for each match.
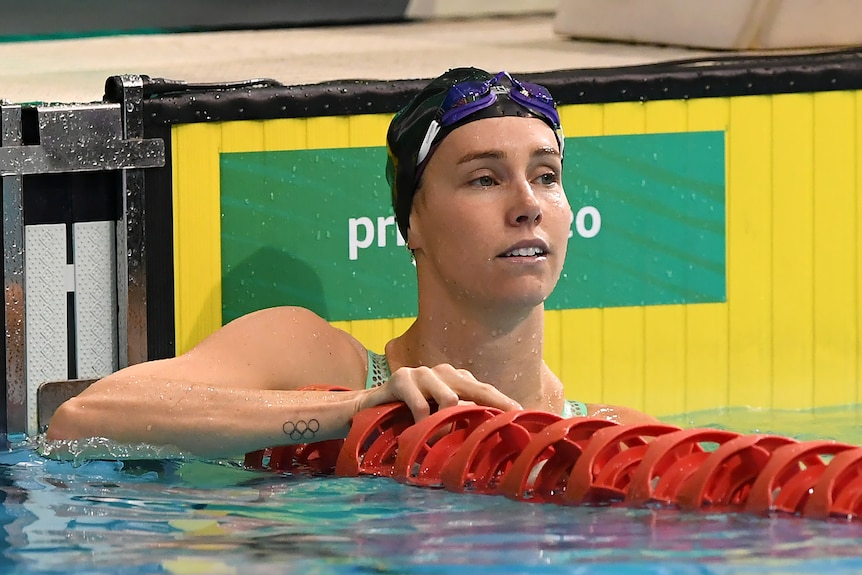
[510,182,542,226]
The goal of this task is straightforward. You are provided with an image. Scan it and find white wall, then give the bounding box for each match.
[407,0,558,18]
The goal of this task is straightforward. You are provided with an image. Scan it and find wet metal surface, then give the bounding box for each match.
[0,103,164,176]
[2,104,26,435]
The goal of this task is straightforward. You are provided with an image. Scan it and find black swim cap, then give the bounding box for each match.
[386,67,560,242]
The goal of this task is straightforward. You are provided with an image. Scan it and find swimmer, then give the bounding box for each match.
[47,68,656,457]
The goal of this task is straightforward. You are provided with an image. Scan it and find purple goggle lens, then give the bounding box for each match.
[417,71,563,166]
[439,72,561,128]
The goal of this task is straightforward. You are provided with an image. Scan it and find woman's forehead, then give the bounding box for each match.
[445,116,557,149]
[436,117,561,162]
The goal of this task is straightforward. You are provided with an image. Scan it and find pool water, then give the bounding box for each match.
[4,406,862,574]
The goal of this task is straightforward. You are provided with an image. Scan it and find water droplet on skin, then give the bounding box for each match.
[146,425,152,431]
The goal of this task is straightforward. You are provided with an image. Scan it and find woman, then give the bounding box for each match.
[47,68,654,457]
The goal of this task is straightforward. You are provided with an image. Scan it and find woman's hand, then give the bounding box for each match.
[353,363,522,422]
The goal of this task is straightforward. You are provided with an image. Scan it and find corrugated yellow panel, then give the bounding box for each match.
[601,307,645,410]
[771,93,815,409]
[555,104,604,403]
[341,318,394,354]
[645,99,688,128]
[642,300,686,416]
[306,116,351,149]
[561,308,603,403]
[727,96,773,408]
[684,98,730,412]
[642,99,688,416]
[602,101,646,136]
[263,118,309,151]
[858,91,862,401]
[221,120,264,153]
[339,317,413,356]
[302,117,354,335]
[172,122,223,354]
[560,103,603,137]
[348,113,391,147]
[812,91,859,406]
[174,120,279,354]
[345,114,389,347]
[600,101,646,411]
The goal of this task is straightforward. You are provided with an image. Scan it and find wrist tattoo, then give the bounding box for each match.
[282,419,320,441]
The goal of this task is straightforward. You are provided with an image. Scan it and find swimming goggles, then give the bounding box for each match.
[416,71,564,166]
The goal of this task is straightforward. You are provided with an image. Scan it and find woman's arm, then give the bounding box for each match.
[46,306,522,457]
[585,402,661,425]
[46,306,370,456]
[48,380,369,458]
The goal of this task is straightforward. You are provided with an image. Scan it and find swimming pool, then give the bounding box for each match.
[3,406,862,574]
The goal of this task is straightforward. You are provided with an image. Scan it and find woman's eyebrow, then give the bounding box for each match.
[456,146,560,166]
[533,146,561,159]
[456,150,505,165]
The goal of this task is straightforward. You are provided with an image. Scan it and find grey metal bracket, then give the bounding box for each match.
[2,103,26,436]
[115,75,150,368]
[1,82,165,435]
[0,102,164,176]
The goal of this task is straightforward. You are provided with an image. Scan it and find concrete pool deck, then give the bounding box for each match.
[0,14,721,104]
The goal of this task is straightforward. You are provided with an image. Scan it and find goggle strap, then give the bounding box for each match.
[417,120,442,167]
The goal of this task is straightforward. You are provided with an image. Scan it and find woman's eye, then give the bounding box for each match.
[537,172,559,186]
[473,175,495,187]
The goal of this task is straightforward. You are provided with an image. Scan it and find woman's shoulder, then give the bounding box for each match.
[203,305,370,389]
[227,306,356,343]
[582,402,661,425]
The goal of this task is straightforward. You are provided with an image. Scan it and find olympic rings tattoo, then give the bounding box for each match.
[282,419,320,441]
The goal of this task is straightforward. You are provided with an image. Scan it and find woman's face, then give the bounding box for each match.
[408,115,572,310]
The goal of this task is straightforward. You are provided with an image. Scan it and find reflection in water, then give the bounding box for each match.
[3,406,862,573]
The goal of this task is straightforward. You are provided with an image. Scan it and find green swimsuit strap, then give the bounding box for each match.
[365,349,587,418]
[365,350,392,389]
[561,399,589,418]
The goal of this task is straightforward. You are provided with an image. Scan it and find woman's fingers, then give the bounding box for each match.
[360,364,522,422]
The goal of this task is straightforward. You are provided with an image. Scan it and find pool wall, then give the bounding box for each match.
[2,49,862,437]
[164,52,862,416]
[0,1,556,42]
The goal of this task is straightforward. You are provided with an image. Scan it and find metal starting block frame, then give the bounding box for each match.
[1,75,165,437]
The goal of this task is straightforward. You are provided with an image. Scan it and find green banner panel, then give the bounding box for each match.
[220,131,725,323]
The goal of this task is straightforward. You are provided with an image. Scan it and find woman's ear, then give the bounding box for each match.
[406,209,424,251]
[406,192,426,251]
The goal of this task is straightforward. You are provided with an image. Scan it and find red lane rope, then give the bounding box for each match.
[441,409,562,493]
[335,401,414,477]
[246,397,862,521]
[674,434,796,511]
[499,417,618,503]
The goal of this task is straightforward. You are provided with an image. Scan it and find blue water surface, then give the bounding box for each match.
[3,405,862,574]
